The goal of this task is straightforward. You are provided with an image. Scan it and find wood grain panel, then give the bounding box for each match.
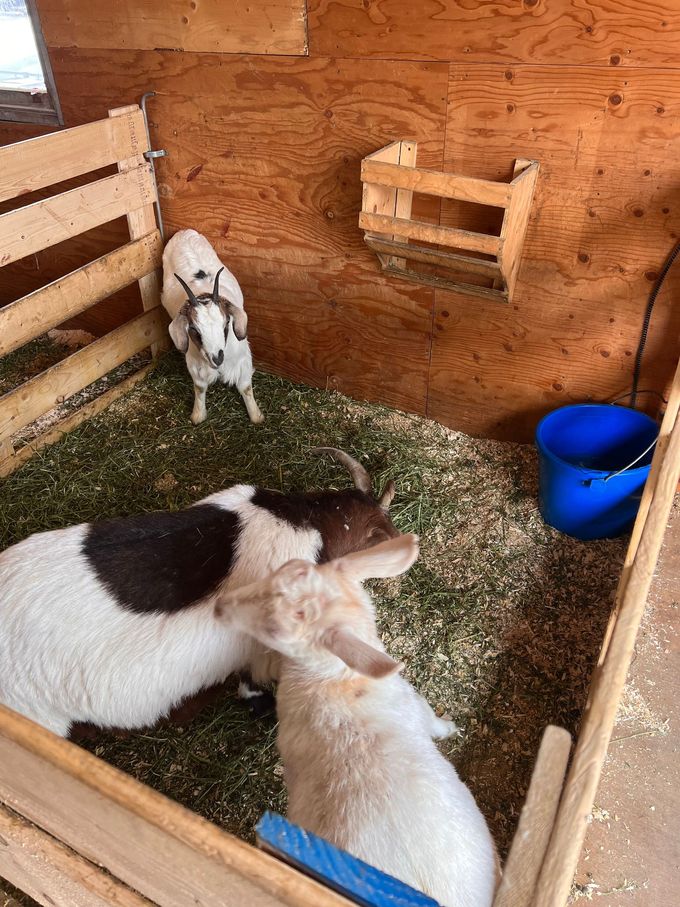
[0,166,143,337]
[0,108,147,204]
[0,218,143,337]
[0,706,354,907]
[0,166,155,267]
[32,47,449,414]
[0,308,166,442]
[240,273,433,413]
[0,122,53,146]
[428,65,680,440]
[3,37,678,440]
[40,0,307,55]
[0,232,162,357]
[0,804,152,907]
[308,0,680,67]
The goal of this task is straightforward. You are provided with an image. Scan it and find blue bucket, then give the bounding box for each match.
[535,404,658,540]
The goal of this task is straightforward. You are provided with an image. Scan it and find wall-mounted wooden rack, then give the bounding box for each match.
[359,141,539,303]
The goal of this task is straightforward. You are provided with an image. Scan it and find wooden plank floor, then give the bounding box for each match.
[575,500,680,904]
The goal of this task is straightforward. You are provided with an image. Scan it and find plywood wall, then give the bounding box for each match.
[1,0,678,440]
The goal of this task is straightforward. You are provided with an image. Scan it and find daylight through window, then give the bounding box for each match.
[0,0,62,124]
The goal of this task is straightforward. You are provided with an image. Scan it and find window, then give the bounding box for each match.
[0,0,62,125]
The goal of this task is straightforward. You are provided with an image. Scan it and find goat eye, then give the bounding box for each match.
[224,325,229,341]
[188,326,201,344]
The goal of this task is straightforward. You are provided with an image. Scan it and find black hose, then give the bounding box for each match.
[631,239,680,408]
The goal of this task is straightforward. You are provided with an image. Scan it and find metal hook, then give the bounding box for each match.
[140,91,167,239]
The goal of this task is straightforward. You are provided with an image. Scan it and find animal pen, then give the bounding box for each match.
[0,3,678,906]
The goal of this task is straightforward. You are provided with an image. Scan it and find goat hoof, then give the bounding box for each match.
[250,410,265,425]
[191,412,207,425]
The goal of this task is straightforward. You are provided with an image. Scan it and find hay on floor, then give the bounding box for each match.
[0,351,627,856]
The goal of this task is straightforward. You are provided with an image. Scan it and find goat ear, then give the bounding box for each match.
[222,302,248,341]
[336,533,419,582]
[213,582,269,636]
[168,312,190,353]
[322,627,402,678]
[213,562,315,645]
[378,480,396,510]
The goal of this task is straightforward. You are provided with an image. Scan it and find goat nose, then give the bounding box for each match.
[212,350,224,366]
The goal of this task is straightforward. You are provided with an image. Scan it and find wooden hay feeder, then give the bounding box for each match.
[0,117,678,907]
[359,141,539,303]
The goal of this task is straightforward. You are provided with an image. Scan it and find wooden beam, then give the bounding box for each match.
[597,366,680,666]
[364,141,406,164]
[0,232,163,357]
[362,159,513,208]
[0,706,353,907]
[0,364,153,479]
[0,166,156,268]
[359,212,501,256]
[492,726,571,907]
[0,108,148,204]
[360,141,402,242]
[109,106,167,356]
[382,263,508,302]
[364,236,502,280]
[0,308,166,443]
[39,0,307,56]
[391,141,417,269]
[497,162,540,299]
[533,365,680,906]
[0,803,152,907]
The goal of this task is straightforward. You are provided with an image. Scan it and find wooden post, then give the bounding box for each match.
[391,140,416,270]
[597,358,680,666]
[497,160,539,298]
[493,726,571,907]
[532,370,680,906]
[108,105,168,356]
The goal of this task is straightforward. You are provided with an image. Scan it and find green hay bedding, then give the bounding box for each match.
[0,352,627,856]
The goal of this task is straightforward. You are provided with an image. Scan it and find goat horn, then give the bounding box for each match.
[311,447,372,494]
[212,267,224,304]
[378,480,396,510]
[174,273,198,304]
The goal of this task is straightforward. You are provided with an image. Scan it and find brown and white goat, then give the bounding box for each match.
[0,449,397,737]
[162,229,263,425]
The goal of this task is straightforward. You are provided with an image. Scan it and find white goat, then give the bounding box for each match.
[161,229,263,425]
[216,535,499,907]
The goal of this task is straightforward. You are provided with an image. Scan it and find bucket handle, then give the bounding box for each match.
[608,389,667,407]
[602,436,658,483]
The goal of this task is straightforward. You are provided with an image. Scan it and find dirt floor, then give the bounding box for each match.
[0,349,638,901]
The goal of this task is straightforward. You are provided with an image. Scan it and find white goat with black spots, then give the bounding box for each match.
[162,229,263,425]
[0,449,397,738]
